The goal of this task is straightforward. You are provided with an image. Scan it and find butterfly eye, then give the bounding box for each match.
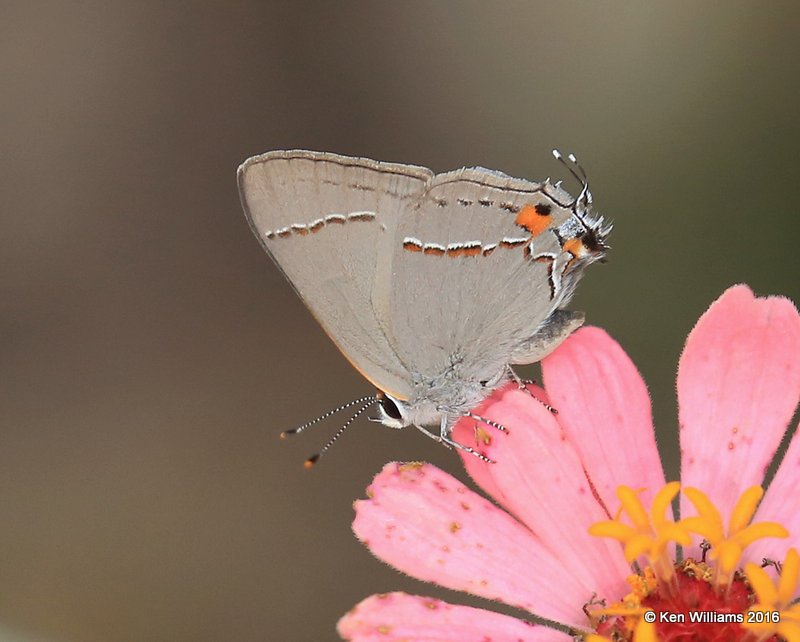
[377,391,402,420]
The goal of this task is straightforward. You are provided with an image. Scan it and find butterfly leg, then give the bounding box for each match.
[506,364,537,391]
[441,417,495,463]
[466,413,509,434]
[503,364,554,411]
[413,423,494,463]
[413,423,450,448]
[503,366,558,414]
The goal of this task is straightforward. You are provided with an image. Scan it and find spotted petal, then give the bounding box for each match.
[678,285,800,529]
[453,387,630,613]
[541,326,666,512]
[337,592,569,642]
[750,420,800,590]
[353,462,605,627]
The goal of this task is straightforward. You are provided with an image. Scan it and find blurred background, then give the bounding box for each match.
[1,1,799,641]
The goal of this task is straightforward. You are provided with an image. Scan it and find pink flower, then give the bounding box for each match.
[337,285,800,642]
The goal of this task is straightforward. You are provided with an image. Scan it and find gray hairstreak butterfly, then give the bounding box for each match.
[238,150,610,464]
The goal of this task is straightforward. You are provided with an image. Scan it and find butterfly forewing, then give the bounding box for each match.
[238,150,432,399]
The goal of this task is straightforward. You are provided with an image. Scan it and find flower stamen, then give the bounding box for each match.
[589,483,690,585]
[682,486,789,589]
[585,615,656,642]
[588,484,795,642]
[744,547,800,642]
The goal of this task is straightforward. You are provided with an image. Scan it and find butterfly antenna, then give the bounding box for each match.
[552,149,592,208]
[280,394,376,438]
[304,398,377,469]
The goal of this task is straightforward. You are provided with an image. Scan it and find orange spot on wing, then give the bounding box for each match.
[403,241,423,252]
[462,245,482,257]
[347,213,374,222]
[515,203,553,237]
[423,246,445,256]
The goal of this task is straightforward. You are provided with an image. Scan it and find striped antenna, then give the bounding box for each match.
[304,398,378,468]
[552,149,592,211]
[280,395,376,438]
[552,149,586,187]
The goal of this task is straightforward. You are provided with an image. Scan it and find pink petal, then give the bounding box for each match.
[452,387,630,608]
[541,326,666,512]
[353,462,605,627]
[458,382,552,505]
[678,285,800,525]
[338,592,569,642]
[747,420,800,595]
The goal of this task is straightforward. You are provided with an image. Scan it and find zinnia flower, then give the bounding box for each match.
[337,285,800,642]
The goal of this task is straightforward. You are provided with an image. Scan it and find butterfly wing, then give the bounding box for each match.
[385,167,591,386]
[238,150,433,400]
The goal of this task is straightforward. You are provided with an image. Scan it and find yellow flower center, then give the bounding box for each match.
[583,484,794,642]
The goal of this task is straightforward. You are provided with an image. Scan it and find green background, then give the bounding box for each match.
[2,2,798,641]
